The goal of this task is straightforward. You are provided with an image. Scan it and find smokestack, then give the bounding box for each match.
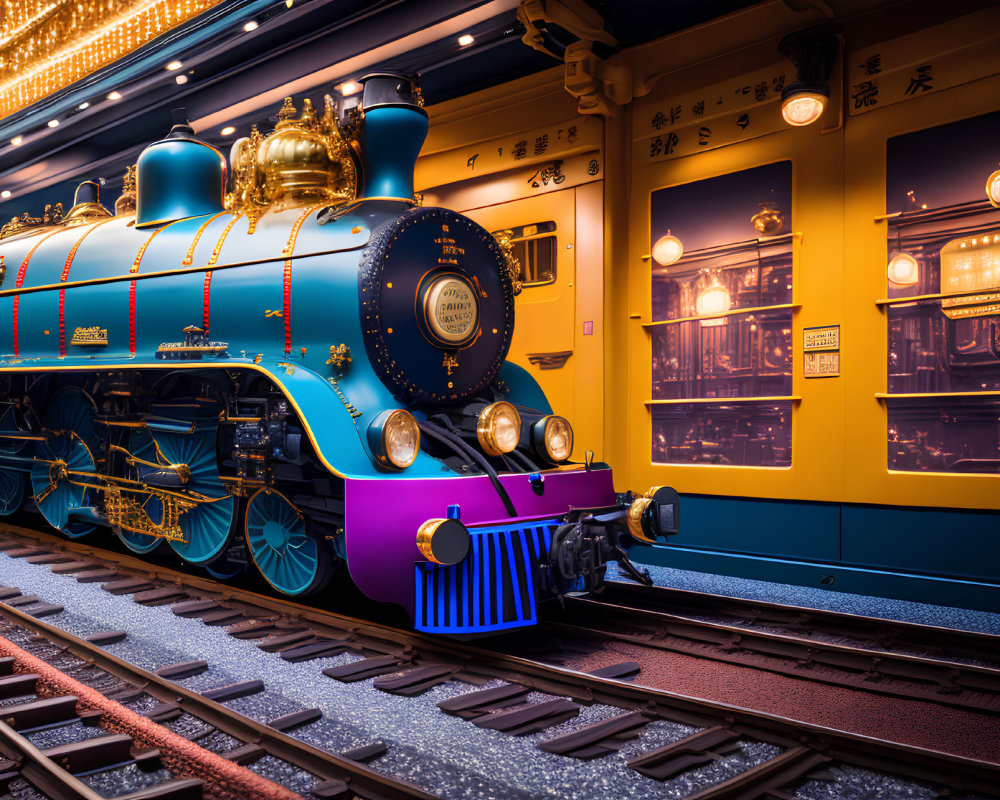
[355,73,427,201]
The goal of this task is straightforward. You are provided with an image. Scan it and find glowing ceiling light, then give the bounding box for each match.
[887,252,919,286]
[777,29,837,128]
[243,20,259,32]
[458,33,475,46]
[47,118,59,128]
[175,75,189,85]
[166,60,183,71]
[221,126,236,136]
[987,167,1000,208]
[77,101,89,110]
[1,191,10,199]
[337,80,363,96]
[651,231,683,266]
[781,92,826,126]
[10,136,23,146]
[107,91,122,101]
[695,277,732,316]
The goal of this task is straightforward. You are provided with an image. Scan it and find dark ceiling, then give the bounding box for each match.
[0,0,760,220]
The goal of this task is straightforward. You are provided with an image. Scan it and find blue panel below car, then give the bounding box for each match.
[841,504,1000,583]
[629,495,1000,612]
[667,494,840,561]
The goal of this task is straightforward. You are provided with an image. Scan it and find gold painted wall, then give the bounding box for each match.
[416,1,1000,512]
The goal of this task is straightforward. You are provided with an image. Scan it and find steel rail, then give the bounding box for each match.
[555,595,1000,713]
[0,719,108,800]
[596,580,1000,665]
[0,601,435,800]
[3,525,1000,795]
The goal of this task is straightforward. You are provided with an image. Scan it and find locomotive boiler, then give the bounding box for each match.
[0,74,677,634]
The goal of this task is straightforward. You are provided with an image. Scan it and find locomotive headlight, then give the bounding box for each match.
[532,415,573,463]
[368,409,420,469]
[477,401,521,456]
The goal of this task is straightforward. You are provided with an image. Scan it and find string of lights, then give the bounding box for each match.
[0,0,222,118]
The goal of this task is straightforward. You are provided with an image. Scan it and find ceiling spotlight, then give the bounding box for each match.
[887,252,919,286]
[10,136,22,146]
[651,231,683,266]
[221,126,236,136]
[107,91,122,101]
[175,74,189,85]
[243,20,259,32]
[77,101,90,110]
[166,60,183,71]
[337,80,363,96]
[987,166,1000,208]
[1,191,10,199]
[458,33,475,46]
[47,119,60,128]
[778,28,838,127]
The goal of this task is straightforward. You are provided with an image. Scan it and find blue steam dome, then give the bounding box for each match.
[135,109,227,229]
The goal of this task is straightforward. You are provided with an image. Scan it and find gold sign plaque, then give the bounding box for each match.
[424,276,479,344]
[70,326,108,346]
[803,325,839,378]
[803,325,840,351]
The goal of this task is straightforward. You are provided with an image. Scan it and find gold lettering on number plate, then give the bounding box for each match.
[71,326,108,346]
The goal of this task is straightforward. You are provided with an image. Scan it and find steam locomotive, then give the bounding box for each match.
[0,74,677,633]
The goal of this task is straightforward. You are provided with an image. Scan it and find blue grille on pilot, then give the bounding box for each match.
[414,520,558,633]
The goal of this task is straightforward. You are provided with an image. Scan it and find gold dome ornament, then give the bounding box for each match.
[227,95,357,229]
[751,203,784,235]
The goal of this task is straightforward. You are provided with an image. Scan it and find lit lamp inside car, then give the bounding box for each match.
[695,276,732,316]
[652,231,683,266]
[477,401,521,456]
[987,167,1000,208]
[531,415,574,463]
[887,252,919,286]
[367,409,420,469]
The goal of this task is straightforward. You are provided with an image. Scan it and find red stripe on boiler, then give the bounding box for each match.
[203,271,213,331]
[129,280,137,355]
[281,205,324,356]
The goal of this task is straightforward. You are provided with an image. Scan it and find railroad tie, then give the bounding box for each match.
[626,725,741,781]
[438,683,531,720]
[0,587,21,600]
[537,711,652,758]
[76,569,123,584]
[134,586,189,605]
[472,698,581,735]
[24,553,74,565]
[267,707,322,732]
[201,680,265,702]
[280,639,352,663]
[586,661,642,680]
[102,578,159,595]
[257,630,316,652]
[372,664,457,696]
[170,599,225,617]
[323,655,404,682]
[155,660,209,680]
[85,631,128,646]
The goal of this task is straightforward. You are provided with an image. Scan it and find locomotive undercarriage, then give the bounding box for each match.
[0,368,673,619]
[0,369,344,596]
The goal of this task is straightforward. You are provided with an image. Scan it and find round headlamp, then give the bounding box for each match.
[368,409,420,469]
[532,415,573,463]
[476,401,521,456]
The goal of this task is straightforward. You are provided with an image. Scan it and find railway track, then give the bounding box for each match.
[0,523,998,799]
[548,580,1000,714]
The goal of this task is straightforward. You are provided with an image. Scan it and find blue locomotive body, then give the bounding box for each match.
[0,75,677,632]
